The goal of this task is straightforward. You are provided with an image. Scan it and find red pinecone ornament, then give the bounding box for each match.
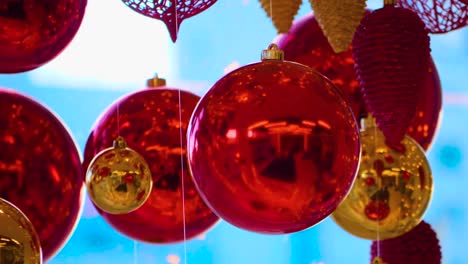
[370,221,442,264]
[121,0,217,42]
[398,0,468,34]
[353,4,430,148]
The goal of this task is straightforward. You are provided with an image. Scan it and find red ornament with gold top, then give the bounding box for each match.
[83,76,219,243]
[276,13,442,151]
[187,44,361,234]
[0,0,87,73]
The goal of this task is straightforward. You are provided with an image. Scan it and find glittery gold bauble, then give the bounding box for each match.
[0,198,42,264]
[86,136,153,214]
[309,0,367,53]
[332,116,433,240]
[259,0,302,33]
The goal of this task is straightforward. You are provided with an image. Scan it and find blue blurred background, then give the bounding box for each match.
[1,0,467,263]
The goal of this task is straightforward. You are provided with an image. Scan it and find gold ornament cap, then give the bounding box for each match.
[261,44,284,61]
[146,73,167,88]
[384,0,396,5]
[113,136,127,149]
[372,256,387,264]
[361,115,378,130]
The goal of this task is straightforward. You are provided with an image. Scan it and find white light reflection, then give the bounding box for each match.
[29,0,174,90]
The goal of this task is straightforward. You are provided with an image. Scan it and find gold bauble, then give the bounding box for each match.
[372,256,387,264]
[0,198,42,264]
[332,116,433,240]
[86,136,153,214]
[259,0,302,34]
[309,0,367,53]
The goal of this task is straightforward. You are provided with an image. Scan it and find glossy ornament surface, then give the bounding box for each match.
[0,89,84,261]
[86,136,152,214]
[332,117,433,240]
[83,85,219,243]
[187,45,361,234]
[353,4,431,148]
[0,0,87,73]
[121,0,217,42]
[0,198,42,264]
[370,220,442,264]
[275,13,442,151]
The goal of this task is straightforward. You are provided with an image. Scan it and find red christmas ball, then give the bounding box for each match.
[187,50,361,234]
[276,13,441,151]
[353,4,431,148]
[83,87,219,243]
[0,0,87,73]
[0,88,85,261]
[370,221,442,264]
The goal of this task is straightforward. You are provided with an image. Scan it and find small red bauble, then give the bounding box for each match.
[187,45,361,234]
[121,0,217,42]
[370,221,442,264]
[83,83,219,243]
[276,13,441,151]
[353,4,431,148]
[0,0,87,73]
[0,88,85,261]
[398,0,467,34]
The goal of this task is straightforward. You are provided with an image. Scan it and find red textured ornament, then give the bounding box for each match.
[0,0,87,73]
[370,221,442,264]
[187,45,361,234]
[121,0,217,42]
[398,0,468,34]
[0,89,85,261]
[83,83,219,243]
[353,4,431,148]
[275,13,442,150]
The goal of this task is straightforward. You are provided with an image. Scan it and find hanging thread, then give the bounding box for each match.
[174,1,189,263]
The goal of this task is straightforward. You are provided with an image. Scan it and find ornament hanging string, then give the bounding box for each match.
[373,121,381,258]
[174,1,189,263]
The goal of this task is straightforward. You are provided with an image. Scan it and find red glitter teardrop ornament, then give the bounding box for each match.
[0,0,87,73]
[275,13,441,150]
[370,221,442,264]
[352,4,431,148]
[83,77,219,243]
[397,0,468,34]
[121,0,217,42]
[0,89,85,261]
[187,44,361,234]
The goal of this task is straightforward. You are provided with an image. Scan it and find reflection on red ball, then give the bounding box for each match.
[276,13,442,150]
[0,0,87,73]
[0,88,85,261]
[83,88,219,243]
[187,59,361,234]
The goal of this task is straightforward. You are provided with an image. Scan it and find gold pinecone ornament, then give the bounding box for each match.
[260,0,302,34]
[310,0,367,53]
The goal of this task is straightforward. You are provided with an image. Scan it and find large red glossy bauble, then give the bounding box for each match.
[187,59,361,234]
[0,0,87,73]
[0,88,85,261]
[83,88,219,243]
[275,13,442,151]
